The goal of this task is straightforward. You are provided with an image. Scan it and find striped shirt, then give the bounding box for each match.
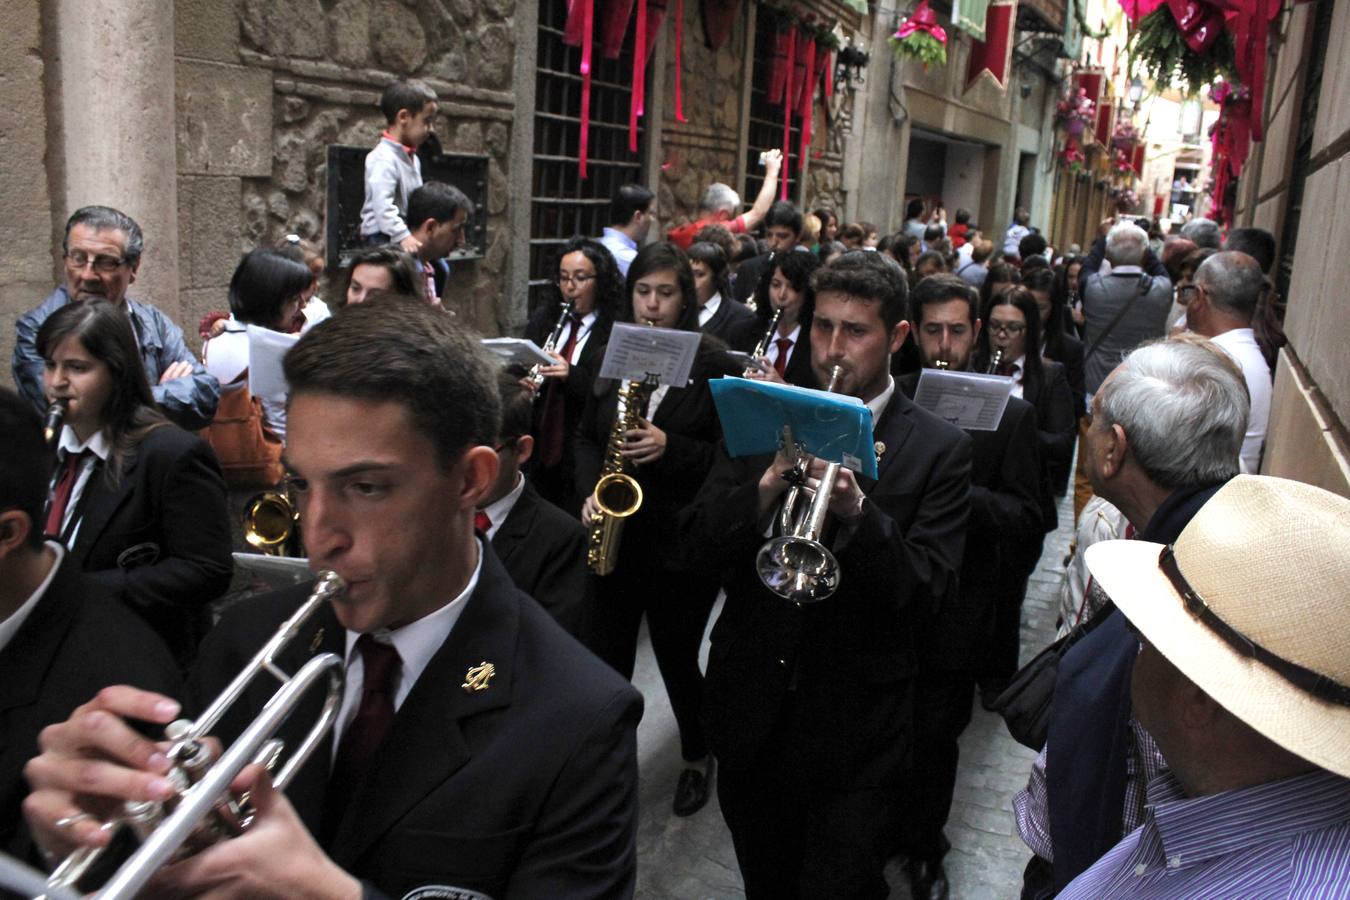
[1059,770,1350,898]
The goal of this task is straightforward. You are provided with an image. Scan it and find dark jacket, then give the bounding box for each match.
[1021,359,1078,518]
[489,478,590,638]
[1044,331,1087,420]
[700,295,757,352]
[683,389,971,784]
[190,544,643,900]
[1,551,182,861]
[67,425,232,666]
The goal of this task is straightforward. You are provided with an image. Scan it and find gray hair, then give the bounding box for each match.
[1098,340,1247,490]
[64,206,145,265]
[1194,250,1264,320]
[1179,217,1222,249]
[700,182,741,216]
[1105,222,1147,266]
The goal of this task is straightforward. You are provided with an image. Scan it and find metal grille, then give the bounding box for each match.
[530,3,645,314]
[745,8,801,205]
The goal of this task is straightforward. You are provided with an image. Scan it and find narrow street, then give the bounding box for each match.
[630,490,1073,898]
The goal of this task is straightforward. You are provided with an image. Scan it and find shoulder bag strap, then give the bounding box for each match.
[1084,274,1152,361]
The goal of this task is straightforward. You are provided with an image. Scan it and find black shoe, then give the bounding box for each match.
[904,858,950,900]
[672,756,716,817]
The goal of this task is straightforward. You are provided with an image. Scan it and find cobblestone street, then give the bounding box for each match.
[630,489,1075,899]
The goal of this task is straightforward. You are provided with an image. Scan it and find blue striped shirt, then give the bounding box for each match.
[1059,770,1350,898]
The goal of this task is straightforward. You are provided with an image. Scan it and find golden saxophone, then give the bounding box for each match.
[744,305,784,377]
[527,301,575,395]
[586,375,654,576]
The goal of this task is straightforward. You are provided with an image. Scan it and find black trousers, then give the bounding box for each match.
[718,693,898,900]
[984,536,1047,682]
[901,669,976,862]
[583,567,719,761]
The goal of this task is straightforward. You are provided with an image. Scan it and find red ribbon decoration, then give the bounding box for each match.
[672,0,687,123]
[601,0,637,58]
[768,30,788,105]
[563,0,597,180]
[797,37,817,172]
[895,0,948,42]
[780,27,796,199]
[630,0,647,152]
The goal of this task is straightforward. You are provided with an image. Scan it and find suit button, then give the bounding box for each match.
[778,659,786,667]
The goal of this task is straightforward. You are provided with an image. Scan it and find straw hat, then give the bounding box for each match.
[1084,474,1350,778]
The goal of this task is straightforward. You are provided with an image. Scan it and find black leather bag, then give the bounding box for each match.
[990,602,1113,750]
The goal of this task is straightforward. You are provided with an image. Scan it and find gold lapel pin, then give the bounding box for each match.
[874,441,886,460]
[309,628,324,653]
[462,662,496,693]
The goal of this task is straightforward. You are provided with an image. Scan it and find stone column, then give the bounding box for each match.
[49,0,181,318]
[505,0,540,335]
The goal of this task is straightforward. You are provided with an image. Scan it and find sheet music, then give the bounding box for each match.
[246,325,299,407]
[913,368,1015,431]
[598,324,701,386]
[480,338,556,367]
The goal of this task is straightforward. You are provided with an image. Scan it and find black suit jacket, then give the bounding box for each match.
[489,478,590,638]
[575,340,740,574]
[682,389,971,785]
[899,374,1042,668]
[1045,331,1086,420]
[732,252,774,304]
[700,296,757,351]
[190,544,642,900]
[67,425,232,666]
[1,552,182,860]
[1021,359,1077,510]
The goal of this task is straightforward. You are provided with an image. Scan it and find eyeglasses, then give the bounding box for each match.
[988,321,1026,336]
[556,274,595,287]
[1176,284,1201,302]
[65,250,127,273]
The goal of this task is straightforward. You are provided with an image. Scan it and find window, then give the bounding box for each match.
[745,9,800,204]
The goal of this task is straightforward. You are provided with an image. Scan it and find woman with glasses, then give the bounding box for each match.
[38,300,232,669]
[524,237,625,512]
[574,241,739,820]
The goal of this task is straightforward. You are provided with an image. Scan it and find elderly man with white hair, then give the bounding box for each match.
[1080,222,1174,398]
[667,150,783,249]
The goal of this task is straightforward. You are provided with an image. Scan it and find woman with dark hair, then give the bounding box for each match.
[336,244,427,306]
[812,207,838,246]
[38,300,231,667]
[912,250,948,285]
[1051,253,1085,336]
[1022,265,1086,421]
[525,236,624,510]
[203,248,312,440]
[978,261,1019,310]
[744,249,822,388]
[688,241,755,349]
[575,241,737,819]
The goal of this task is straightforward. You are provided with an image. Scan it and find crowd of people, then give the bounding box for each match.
[1,76,1347,900]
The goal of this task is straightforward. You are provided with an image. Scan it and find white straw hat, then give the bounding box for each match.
[1084,474,1350,778]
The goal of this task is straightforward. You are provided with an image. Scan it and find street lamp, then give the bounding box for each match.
[1179,97,1203,143]
[1127,77,1145,107]
[835,39,871,91]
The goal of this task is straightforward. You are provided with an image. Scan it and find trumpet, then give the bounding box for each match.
[41,573,347,900]
[932,359,951,370]
[986,347,1005,375]
[43,400,66,451]
[243,489,301,556]
[526,301,575,396]
[744,306,784,377]
[755,365,846,604]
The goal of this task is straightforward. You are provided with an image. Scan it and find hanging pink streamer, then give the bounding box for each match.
[630,0,648,152]
[797,38,816,172]
[673,0,687,123]
[780,27,795,199]
[579,0,594,179]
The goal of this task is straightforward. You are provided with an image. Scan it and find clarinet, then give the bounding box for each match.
[986,348,1005,375]
[744,306,784,377]
[526,301,575,397]
[43,400,66,451]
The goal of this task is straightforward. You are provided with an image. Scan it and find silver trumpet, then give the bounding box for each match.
[42,573,347,900]
[527,301,575,396]
[755,365,846,604]
[744,306,784,377]
[986,347,1005,375]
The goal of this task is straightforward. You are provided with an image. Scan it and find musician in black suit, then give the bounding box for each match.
[576,242,739,818]
[681,251,972,899]
[524,236,623,514]
[478,369,590,638]
[1025,266,1086,422]
[0,388,182,862]
[23,301,642,900]
[689,240,756,350]
[738,249,822,388]
[731,200,804,304]
[36,300,232,667]
[896,275,1043,900]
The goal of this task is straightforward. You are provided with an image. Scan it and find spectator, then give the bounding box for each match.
[359,79,438,253]
[955,239,993,286]
[860,221,881,248]
[838,222,866,251]
[913,250,947,283]
[818,240,847,266]
[801,213,821,248]
[811,206,839,245]
[335,244,427,306]
[903,198,928,240]
[1017,232,1049,268]
[12,206,219,431]
[599,183,656,276]
[275,235,331,331]
[1080,222,1174,398]
[1167,245,1217,332]
[1178,216,1222,249]
[949,207,973,248]
[404,181,472,307]
[1003,207,1031,258]
[1185,251,1271,472]
[1224,227,1287,368]
[667,150,783,249]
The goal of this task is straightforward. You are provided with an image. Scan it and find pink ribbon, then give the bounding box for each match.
[797,37,817,172]
[630,0,647,152]
[781,27,796,199]
[580,0,594,178]
[673,0,687,123]
[896,1,948,43]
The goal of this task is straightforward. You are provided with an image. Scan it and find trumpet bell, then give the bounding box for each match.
[756,535,841,603]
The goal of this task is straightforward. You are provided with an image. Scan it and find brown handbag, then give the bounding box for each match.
[201,372,284,488]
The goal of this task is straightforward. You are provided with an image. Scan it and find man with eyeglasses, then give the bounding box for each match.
[12,206,220,431]
[895,274,1043,900]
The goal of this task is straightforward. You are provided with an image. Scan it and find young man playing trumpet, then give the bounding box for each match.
[681,251,972,899]
[22,301,642,900]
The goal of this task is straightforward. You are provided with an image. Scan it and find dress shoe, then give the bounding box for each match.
[672,756,716,817]
[904,858,950,900]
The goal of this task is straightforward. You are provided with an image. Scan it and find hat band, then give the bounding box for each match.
[1160,546,1350,708]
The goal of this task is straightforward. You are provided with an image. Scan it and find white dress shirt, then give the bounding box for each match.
[52,426,112,546]
[866,375,897,426]
[333,539,485,750]
[567,311,597,366]
[599,228,637,276]
[765,323,802,370]
[0,542,64,654]
[1208,327,1271,473]
[1005,354,1027,399]
[478,473,526,541]
[697,292,724,328]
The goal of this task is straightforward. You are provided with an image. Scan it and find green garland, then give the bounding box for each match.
[1131,4,1236,96]
[760,2,844,51]
[889,31,947,68]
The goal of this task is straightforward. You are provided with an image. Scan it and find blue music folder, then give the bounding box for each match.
[709,376,878,478]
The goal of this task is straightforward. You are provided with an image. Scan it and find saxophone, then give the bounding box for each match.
[586,376,654,576]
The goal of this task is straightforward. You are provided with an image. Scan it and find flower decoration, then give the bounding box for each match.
[1111,120,1141,149]
[1112,148,1134,174]
[1055,87,1096,136]
[889,0,948,69]
[1060,138,1086,173]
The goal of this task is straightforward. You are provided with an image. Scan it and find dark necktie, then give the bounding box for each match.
[474,509,491,534]
[996,361,1016,377]
[321,635,401,842]
[539,315,582,469]
[774,337,793,377]
[45,450,90,538]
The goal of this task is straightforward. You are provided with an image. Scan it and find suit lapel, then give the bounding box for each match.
[327,549,520,866]
[0,557,80,754]
[864,393,917,490]
[68,454,137,566]
[489,482,538,567]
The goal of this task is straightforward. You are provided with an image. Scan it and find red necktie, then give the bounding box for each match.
[774,337,793,377]
[474,510,491,534]
[539,315,583,469]
[45,451,89,538]
[997,361,1015,377]
[322,635,401,841]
